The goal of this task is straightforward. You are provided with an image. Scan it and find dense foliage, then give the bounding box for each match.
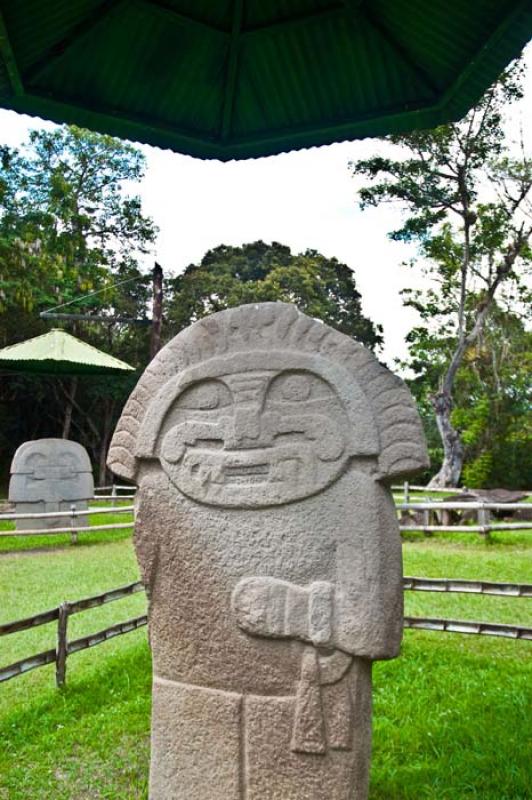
[166,241,382,349]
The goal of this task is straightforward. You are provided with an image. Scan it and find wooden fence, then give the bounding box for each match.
[1,479,530,543]
[1,499,530,543]
[0,503,134,542]
[1,577,530,688]
[93,484,136,501]
[0,581,146,686]
[396,501,531,536]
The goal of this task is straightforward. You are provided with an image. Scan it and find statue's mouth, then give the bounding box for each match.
[223,462,270,484]
[160,417,349,507]
[183,444,306,488]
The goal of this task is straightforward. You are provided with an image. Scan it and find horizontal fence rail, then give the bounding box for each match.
[404,617,532,640]
[396,501,531,511]
[0,607,59,637]
[67,616,148,656]
[403,576,532,597]
[397,503,532,516]
[90,494,136,501]
[68,581,144,613]
[0,505,134,521]
[1,577,530,687]
[399,524,530,533]
[0,522,134,538]
[94,485,135,492]
[393,482,532,494]
[2,648,58,683]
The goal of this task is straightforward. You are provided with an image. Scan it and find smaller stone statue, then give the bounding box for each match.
[9,439,94,530]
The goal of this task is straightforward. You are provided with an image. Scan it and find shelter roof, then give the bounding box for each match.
[0,1,530,159]
[0,329,134,375]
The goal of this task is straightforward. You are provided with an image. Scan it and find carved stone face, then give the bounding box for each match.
[157,365,355,508]
[20,450,83,502]
[9,439,94,505]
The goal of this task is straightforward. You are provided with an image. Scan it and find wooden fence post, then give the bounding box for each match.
[478,504,491,540]
[422,508,431,537]
[70,504,78,545]
[404,481,410,504]
[56,602,70,687]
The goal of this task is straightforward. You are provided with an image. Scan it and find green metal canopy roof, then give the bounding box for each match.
[0,1,530,161]
[0,329,134,375]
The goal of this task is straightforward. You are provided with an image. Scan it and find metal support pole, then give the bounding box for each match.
[404,481,410,504]
[150,262,164,360]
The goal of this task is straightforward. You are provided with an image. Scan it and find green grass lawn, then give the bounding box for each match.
[0,529,530,799]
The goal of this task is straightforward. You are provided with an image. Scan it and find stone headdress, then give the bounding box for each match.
[108,302,428,482]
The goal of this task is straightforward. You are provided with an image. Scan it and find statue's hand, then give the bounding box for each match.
[232,576,334,647]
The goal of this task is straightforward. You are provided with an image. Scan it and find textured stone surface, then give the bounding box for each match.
[108,303,429,799]
[9,439,93,530]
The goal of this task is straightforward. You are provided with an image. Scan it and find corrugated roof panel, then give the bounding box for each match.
[1,0,101,73]
[371,0,520,88]
[27,2,226,136]
[234,12,435,137]
[242,0,335,31]
[0,0,529,159]
[152,0,234,31]
[0,329,134,375]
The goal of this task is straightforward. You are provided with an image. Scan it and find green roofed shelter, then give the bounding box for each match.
[0,329,134,376]
[0,1,531,161]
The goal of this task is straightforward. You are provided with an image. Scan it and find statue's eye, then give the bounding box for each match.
[177,380,231,410]
[281,374,311,401]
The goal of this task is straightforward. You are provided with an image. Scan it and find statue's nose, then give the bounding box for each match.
[230,405,262,448]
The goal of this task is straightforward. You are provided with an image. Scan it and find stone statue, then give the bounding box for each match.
[108,303,428,800]
[9,438,94,530]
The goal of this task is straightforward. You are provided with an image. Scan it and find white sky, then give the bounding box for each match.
[0,44,530,367]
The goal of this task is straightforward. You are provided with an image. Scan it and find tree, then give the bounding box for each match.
[406,303,531,489]
[0,126,155,325]
[351,61,532,486]
[0,126,156,485]
[166,241,383,350]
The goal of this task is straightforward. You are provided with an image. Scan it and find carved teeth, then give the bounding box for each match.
[223,463,270,484]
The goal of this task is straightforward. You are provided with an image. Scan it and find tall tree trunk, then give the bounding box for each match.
[429,390,464,487]
[428,204,471,489]
[62,377,78,439]
[427,238,522,488]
